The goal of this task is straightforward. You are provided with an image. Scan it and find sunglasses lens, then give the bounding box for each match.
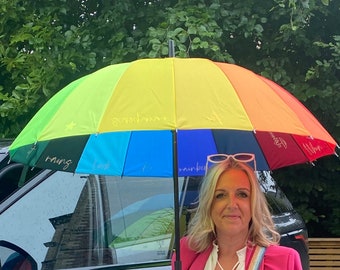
[208,155,228,163]
[233,153,254,162]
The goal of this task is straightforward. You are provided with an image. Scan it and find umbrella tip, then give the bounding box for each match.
[169,40,175,57]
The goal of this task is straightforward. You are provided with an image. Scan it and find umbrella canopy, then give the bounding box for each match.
[9,58,337,175]
[8,57,338,270]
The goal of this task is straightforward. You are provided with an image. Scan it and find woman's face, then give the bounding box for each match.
[211,169,252,238]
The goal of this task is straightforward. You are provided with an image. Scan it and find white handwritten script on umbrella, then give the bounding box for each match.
[111,114,168,128]
[179,163,205,174]
[44,155,72,170]
[270,133,288,149]
[303,142,323,155]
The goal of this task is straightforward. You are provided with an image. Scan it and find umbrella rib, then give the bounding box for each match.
[250,130,271,170]
[120,131,133,177]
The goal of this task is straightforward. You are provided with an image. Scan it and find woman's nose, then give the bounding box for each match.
[227,195,237,208]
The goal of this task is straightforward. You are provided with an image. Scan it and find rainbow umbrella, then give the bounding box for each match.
[8,58,338,269]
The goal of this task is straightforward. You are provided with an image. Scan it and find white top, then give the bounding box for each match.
[204,241,246,270]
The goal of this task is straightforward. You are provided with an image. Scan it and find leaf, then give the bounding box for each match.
[187,26,197,35]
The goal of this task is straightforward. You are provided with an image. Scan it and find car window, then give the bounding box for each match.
[0,172,87,269]
[0,145,42,203]
[0,163,42,202]
[0,171,187,269]
[257,171,294,214]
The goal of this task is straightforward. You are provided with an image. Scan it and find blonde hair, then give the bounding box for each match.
[186,158,280,252]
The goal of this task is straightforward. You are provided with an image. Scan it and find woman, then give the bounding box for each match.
[172,154,302,270]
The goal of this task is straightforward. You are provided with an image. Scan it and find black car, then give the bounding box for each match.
[0,141,309,270]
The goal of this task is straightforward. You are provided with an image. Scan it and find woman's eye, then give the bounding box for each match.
[238,192,249,198]
[215,193,226,199]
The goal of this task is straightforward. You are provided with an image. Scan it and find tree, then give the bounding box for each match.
[0,0,339,235]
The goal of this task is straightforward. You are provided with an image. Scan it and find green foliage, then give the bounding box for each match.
[143,3,234,61]
[274,154,340,236]
[0,0,339,235]
[0,0,98,135]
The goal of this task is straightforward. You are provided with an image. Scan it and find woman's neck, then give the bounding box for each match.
[215,233,248,255]
[215,235,247,270]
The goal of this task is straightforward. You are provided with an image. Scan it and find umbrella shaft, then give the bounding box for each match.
[172,130,182,270]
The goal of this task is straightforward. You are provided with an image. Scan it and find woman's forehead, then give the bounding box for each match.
[216,169,251,189]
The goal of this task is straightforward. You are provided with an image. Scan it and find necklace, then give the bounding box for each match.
[217,260,240,270]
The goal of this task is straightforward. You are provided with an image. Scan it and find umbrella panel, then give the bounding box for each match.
[15,135,89,172]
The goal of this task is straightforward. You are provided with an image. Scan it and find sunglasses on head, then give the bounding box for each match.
[205,153,257,174]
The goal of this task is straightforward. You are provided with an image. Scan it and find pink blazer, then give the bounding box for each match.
[172,237,303,270]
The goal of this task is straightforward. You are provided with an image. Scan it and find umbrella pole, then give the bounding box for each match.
[172,130,182,270]
[170,42,181,270]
